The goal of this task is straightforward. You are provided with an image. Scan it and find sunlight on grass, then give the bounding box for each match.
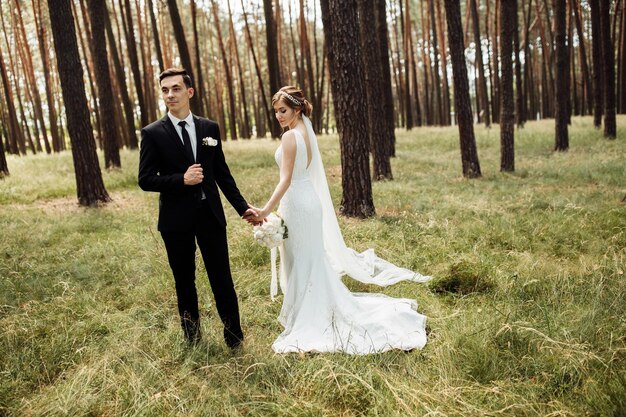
[1,116,624,416]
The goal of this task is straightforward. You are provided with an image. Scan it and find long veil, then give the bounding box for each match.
[301,115,431,287]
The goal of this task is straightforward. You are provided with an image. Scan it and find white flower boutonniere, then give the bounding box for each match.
[202,137,218,147]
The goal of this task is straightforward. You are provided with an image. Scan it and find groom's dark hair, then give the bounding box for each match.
[159,68,193,88]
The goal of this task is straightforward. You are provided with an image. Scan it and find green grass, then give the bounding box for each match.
[1,116,625,416]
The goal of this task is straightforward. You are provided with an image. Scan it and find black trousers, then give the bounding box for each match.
[160,204,243,343]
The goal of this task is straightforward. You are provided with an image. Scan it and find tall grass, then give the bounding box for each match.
[1,116,624,416]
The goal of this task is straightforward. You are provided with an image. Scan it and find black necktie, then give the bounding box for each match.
[178,120,194,162]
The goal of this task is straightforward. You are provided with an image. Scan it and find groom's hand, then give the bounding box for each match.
[243,205,264,226]
[184,164,203,185]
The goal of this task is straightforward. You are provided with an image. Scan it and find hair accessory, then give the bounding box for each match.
[281,92,302,107]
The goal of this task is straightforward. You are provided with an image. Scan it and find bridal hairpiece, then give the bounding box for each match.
[281,92,302,107]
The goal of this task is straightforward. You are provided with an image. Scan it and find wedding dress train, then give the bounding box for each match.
[271,117,430,354]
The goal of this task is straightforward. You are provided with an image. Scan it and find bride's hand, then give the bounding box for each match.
[243,204,266,225]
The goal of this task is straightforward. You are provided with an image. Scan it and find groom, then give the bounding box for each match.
[138,67,255,348]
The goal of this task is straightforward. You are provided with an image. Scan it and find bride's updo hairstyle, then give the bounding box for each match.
[272,86,313,118]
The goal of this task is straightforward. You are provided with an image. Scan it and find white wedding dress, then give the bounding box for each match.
[271,116,431,354]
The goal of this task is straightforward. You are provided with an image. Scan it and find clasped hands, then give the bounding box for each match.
[243,204,267,226]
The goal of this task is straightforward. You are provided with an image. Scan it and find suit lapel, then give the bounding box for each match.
[160,115,194,165]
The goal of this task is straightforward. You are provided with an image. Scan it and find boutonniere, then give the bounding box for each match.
[202,137,218,147]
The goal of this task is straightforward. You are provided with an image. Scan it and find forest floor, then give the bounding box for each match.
[1,116,625,416]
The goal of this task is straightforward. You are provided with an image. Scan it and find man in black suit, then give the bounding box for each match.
[138,68,256,348]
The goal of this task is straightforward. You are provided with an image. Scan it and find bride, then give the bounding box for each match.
[248,86,431,354]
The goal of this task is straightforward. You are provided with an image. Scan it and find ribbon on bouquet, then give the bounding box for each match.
[270,247,278,301]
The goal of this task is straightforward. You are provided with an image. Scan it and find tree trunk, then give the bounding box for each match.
[402,0,413,129]
[48,0,110,206]
[105,10,138,148]
[470,0,490,127]
[121,0,149,128]
[166,0,199,116]
[13,0,50,153]
[513,0,525,127]
[420,0,431,125]
[554,0,569,151]
[320,0,375,218]
[227,0,251,139]
[33,0,62,152]
[0,128,8,177]
[87,0,121,168]
[148,0,164,72]
[491,0,501,122]
[435,0,451,125]
[358,0,393,180]
[590,0,603,128]
[190,0,207,115]
[599,0,616,138]
[210,0,238,140]
[571,0,592,115]
[500,0,515,172]
[0,32,24,155]
[264,0,282,137]
[374,0,396,156]
[620,0,626,114]
[444,0,481,178]
[241,0,273,136]
[429,0,443,125]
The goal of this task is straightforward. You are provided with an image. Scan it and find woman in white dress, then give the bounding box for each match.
[248,86,431,354]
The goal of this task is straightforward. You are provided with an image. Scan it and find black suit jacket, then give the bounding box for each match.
[138,115,248,231]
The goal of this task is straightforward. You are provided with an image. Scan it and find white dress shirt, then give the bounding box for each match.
[167,112,197,161]
[167,112,205,199]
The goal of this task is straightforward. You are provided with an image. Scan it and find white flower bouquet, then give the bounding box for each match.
[253,213,288,248]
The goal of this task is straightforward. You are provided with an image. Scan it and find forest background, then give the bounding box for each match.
[0,0,624,415]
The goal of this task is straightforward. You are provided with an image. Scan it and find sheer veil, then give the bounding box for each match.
[300,115,431,287]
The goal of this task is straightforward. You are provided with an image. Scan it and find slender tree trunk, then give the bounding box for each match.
[358,0,393,180]
[491,0,502,122]
[513,0,525,127]
[264,0,282,137]
[420,0,431,125]
[599,0,616,138]
[13,0,50,153]
[435,0,451,125]
[444,0,481,178]
[570,0,591,115]
[227,0,250,139]
[105,10,138,148]
[617,3,626,114]
[500,0,515,171]
[374,0,392,157]
[166,0,199,116]
[149,0,164,72]
[320,0,375,218]
[590,0,603,128]
[0,39,23,155]
[190,0,207,115]
[429,0,443,125]
[402,0,413,129]
[121,0,149,128]
[241,0,273,136]
[470,0,490,127]
[48,0,110,206]
[87,0,121,168]
[555,0,569,151]
[210,0,238,140]
[33,0,62,152]
[0,128,8,177]
[409,31,422,127]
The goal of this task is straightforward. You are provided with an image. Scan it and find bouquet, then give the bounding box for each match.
[253,213,288,248]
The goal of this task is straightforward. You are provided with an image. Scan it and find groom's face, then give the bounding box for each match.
[161,75,194,114]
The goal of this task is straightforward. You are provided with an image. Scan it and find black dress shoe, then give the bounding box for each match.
[224,327,244,349]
